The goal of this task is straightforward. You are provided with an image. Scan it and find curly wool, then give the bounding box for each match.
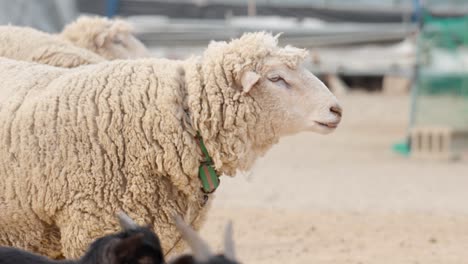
[0,57,207,259]
[60,16,149,60]
[0,25,105,67]
[0,32,308,259]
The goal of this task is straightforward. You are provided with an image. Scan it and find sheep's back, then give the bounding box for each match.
[0,25,104,67]
[0,58,201,223]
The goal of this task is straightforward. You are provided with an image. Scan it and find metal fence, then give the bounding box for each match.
[413,11,468,129]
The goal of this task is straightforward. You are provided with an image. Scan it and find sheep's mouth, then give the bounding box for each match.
[315,121,339,129]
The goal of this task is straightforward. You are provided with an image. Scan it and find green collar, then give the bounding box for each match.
[195,132,220,193]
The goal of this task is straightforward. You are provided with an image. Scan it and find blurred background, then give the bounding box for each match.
[1,0,468,263]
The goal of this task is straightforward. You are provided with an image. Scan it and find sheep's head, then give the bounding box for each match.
[61,16,150,60]
[204,32,342,137]
[171,215,239,264]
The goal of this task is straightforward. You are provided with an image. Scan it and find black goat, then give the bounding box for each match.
[0,212,164,264]
[170,216,240,264]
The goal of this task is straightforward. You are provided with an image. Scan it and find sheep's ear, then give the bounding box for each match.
[117,211,138,230]
[240,71,260,94]
[114,233,144,260]
[95,31,109,47]
[95,27,118,48]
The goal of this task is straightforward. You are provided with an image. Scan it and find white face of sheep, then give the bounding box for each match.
[241,54,342,136]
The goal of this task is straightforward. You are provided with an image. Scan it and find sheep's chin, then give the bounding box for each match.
[307,121,338,134]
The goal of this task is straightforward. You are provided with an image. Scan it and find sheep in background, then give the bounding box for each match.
[0,25,105,67]
[0,16,149,68]
[0,32,342,258]
[60,16,150,60]
[0,212,164,264]
[170,215,239,264]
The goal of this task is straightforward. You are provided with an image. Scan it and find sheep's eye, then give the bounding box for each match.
[113,38,123,45]
[268,75,289,88]
[268,75,282,82]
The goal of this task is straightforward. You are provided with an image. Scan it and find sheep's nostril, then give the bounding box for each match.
[330,105,343,117]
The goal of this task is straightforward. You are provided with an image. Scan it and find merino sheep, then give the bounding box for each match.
[60,16,150,60]
[170,215,239,264]
[0,25,105,67]
[0,32,342,259]
[0,212,164,264]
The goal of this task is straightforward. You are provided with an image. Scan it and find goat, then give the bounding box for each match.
[0,212,164,264]
[170,215,240,264]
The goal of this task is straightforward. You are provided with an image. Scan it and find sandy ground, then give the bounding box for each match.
[198,93,468,264]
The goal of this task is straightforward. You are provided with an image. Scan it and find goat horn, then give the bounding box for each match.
[117,211,138,230]
[174,214,212,262]
[224,220,236,261]
[274,32,283,40]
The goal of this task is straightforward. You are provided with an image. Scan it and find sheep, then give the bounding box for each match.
[0,25,105,67]
[169,215,239,264]
[0,16,149,68]
[0,32,342,259]
[0,212,164,264]
[60,15,150,60]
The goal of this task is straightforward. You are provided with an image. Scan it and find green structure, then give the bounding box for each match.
[412,12,468,130]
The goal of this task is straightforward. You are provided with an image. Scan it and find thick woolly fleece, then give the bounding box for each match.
[60,16,150,60]
[0,33,304,259]
[0,25,105,67]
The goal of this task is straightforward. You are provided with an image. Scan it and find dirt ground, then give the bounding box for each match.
[198,93,468,264]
